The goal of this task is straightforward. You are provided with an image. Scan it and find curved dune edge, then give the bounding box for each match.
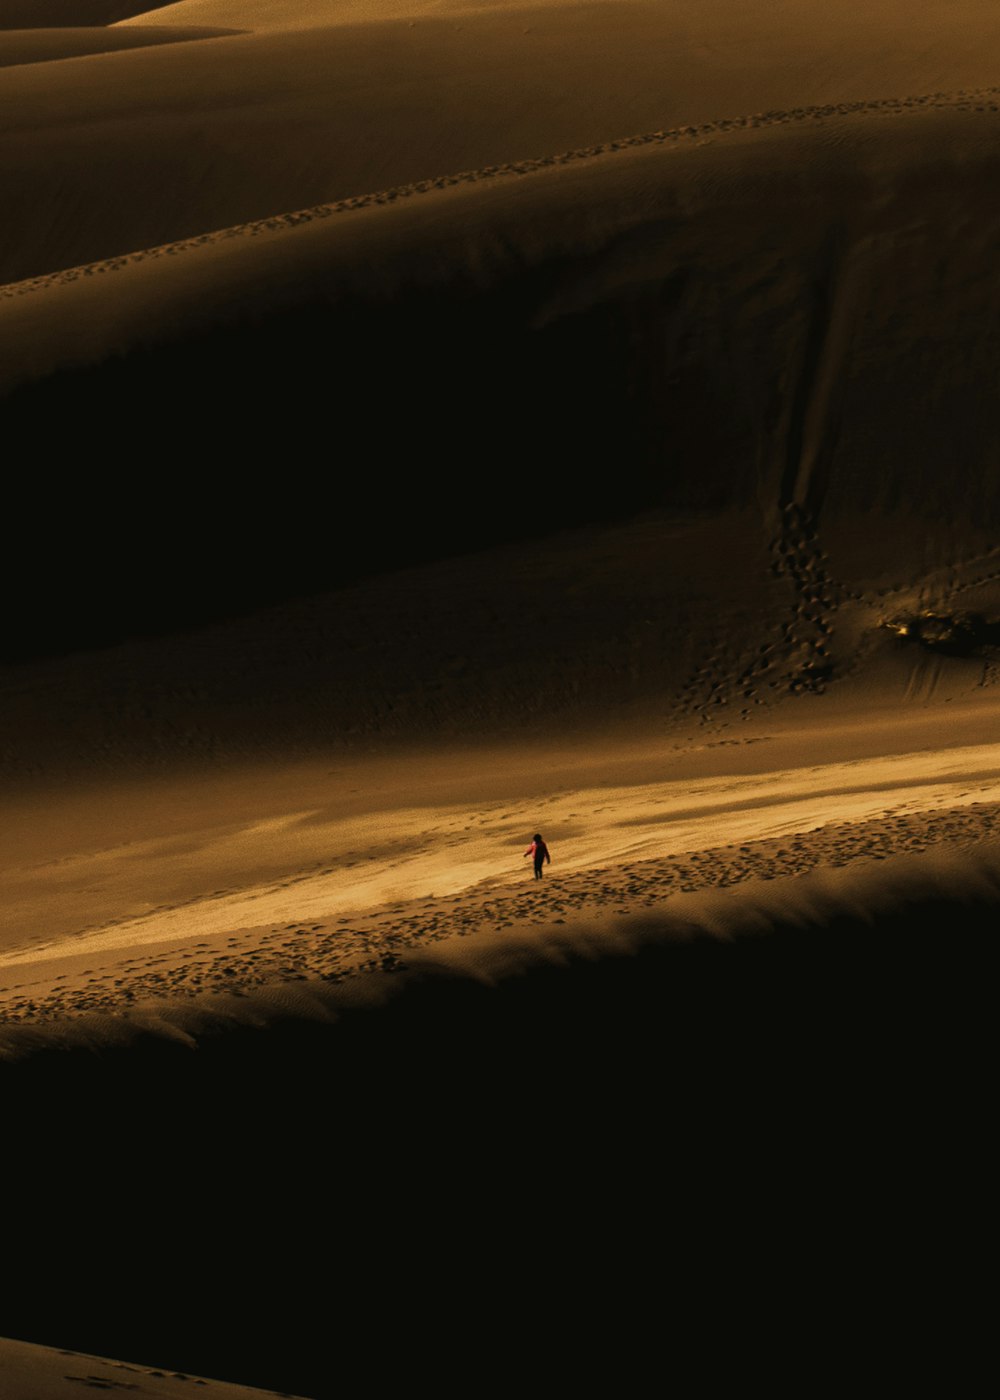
[5,1,1000,294]
[0,25,242,68]
[3,815,999,1063]
[117,0,452,25]
[3,91,1000,553]
[0,0,179,23]
[4,92,1000,682]
[0,1337,310,1400]
[3,85,999,302]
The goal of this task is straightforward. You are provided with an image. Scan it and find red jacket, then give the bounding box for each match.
[524,840,550,864]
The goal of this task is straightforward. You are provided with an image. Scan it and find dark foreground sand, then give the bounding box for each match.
[3,704,997,1393]
[4,835,995,1394]
[3,0,1000,1394]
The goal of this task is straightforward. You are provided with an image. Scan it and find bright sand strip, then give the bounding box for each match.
[3,695,1000,1028]
[6,739,1000,962]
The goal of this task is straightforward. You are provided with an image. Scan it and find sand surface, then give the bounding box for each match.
[3,697,1000,1037]
[0,1338,309,1400]
[3,1,998,1395]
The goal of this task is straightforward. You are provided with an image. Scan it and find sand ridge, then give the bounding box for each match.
[8,0,1000,290]
[118,0,453,25]
[0,26,241,69]
[4,85,1000,301]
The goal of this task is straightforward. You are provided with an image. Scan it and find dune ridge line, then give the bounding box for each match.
[2,84,999,299]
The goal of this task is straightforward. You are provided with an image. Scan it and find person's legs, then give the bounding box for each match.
[534,860,543,879]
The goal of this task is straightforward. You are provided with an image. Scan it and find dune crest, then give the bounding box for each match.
[8,0,1000,289]
[3,98,1000,676]
[118,0,451,26]
[0,25,241,68]
[0,0,179,24]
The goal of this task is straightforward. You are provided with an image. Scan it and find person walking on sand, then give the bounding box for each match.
[524,833,551,879]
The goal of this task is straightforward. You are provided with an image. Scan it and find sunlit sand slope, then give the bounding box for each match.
[0,25,238,67]
[5,1,1000,287]
[120,0,446,24]
[4,753,1000,1027]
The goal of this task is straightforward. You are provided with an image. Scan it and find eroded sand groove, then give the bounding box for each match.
[3,86,1000,298]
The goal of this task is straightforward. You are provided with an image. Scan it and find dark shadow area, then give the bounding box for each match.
[0,0,178,26]
[6,143,1000,667]
[5,97,1000,673]
[2,891,993,1396]
[883,609,1000,656]
[0,283,689,664]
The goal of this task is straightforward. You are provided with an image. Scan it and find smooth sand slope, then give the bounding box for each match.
[0,26,238,68]
[3,1,999,1395]
[6,2,1000,288]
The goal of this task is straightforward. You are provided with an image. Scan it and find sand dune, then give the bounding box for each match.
[6,2,1000,289]
[0,24,240,67]
[119,0,450,25]
[3,1,999,1394]
[3,97,1000,664]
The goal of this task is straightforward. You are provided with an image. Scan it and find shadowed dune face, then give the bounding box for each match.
[0,0,179,22]
[3,2,1000,675]
[2,855,995,1393]
[3,105,1000,672]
